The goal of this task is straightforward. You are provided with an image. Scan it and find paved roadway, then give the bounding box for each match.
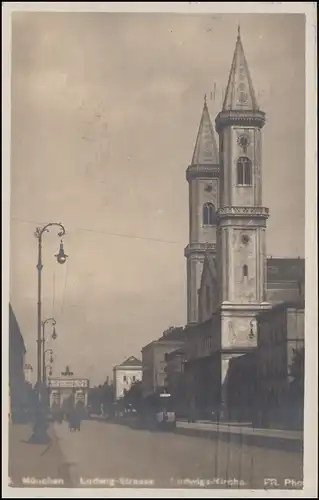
[53,418,303,490]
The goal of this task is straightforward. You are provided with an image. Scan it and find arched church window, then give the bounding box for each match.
[236,157,252,186]
[243,264,248,278]
[203,203,216,226]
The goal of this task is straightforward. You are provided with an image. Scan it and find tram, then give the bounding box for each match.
[141,390,176,430]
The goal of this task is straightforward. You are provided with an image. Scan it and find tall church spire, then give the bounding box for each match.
[185,96,220,325]
[191,96,219,166]
[223,28,259,112]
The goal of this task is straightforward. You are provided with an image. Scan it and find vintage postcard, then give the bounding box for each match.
[2,2,317,498]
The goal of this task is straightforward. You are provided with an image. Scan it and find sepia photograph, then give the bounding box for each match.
[2,2,317,497]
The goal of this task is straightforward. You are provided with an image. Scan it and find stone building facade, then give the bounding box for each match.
[113,356,142,401]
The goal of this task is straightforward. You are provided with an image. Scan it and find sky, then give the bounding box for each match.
[9,11,305,386]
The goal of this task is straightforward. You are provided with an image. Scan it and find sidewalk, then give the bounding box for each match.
[8,423,73,488]
[175,421,303,452]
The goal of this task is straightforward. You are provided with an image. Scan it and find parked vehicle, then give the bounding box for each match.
[141,390,176,431]
[155,393,176,430]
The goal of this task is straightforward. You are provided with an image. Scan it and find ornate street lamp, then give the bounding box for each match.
[29,222,67,445]
[55,240,68,265]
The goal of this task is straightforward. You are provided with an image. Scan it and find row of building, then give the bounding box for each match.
[113,287,304,429]
[140,294,304,427]
[112,28,305,430]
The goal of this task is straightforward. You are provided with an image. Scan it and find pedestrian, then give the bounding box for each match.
[68,408,77,431]
[73,402,82,431]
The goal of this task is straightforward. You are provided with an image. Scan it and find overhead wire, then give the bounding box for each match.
[10,216,182,335]
[10,216,180,245]
[10,216,292,260]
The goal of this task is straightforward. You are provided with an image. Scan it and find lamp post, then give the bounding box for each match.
[44,351,54,412]
[45,364,53,379]
[41,319,56,384]
[29,222,68,444]
[43,348,54,384]
[24,363,33,384]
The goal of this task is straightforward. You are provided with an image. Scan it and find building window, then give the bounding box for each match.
[243,264,248,278]
[203,203,216,226]
[236,157,252,186]
[123,375,127,382]
[132,376,135,382]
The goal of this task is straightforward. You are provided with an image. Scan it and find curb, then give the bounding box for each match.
[174,426,303,453]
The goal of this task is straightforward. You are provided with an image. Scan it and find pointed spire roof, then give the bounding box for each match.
[191,96,219,166]
[223,26,259,112]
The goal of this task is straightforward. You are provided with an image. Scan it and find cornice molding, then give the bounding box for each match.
[215,110,266,134]
[184,242,216,258]
[217,206,269,219]
[186,164,220,182]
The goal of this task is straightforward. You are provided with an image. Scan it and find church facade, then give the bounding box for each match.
[183,28,304,420]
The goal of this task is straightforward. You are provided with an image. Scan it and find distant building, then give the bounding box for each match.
[113,356,142,401]
[9,304,26,421]
[141,327,185,397]
[48,376,90,409]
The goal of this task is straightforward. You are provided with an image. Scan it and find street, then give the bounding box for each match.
[52,419,303,490]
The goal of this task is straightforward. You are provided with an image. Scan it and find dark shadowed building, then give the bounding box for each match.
[9,303,27,421]
[255,299,305,429]
[164,348,187,417]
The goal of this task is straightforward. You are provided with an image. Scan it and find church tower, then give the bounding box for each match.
[215,27,271,350]
[185,97,220,324]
